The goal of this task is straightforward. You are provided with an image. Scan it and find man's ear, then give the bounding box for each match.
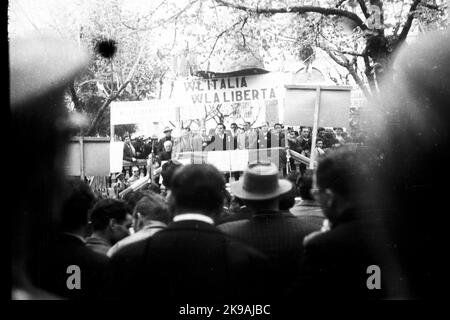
[109,218,117,230]
[323,188,335,208]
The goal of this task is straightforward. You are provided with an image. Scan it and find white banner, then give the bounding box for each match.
[173,72,286,107]
[110,141,124,173]
[111,100,177,125]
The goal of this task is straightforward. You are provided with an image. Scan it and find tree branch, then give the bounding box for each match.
[357,0,370,18]
[215,0,367,30]
[86,45,145,136]
[324,48,372,99]
[397,0,422,44]
[201,17,247,64]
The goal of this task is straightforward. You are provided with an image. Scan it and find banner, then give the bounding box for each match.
[111,100,177,125]
[173,72,286,107]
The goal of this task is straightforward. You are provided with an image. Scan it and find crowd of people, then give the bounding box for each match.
[119,121,360,189]
[11,30,449,302]
[123,122,360,162]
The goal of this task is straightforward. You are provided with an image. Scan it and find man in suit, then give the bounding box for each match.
[295,148,393,299]
[123,135,137,162]
[229,122,239,150]
[85,199,133,256]
[237,121,258,150]
[206,123,232,151]
[156,127,174,154]
[257,121,271,149]
[109,164,270,302]
[219,162,319,297]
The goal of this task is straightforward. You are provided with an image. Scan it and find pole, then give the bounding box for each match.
[79,135,85,181]
[309,86,321,170]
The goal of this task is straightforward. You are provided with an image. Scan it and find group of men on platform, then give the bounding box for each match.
[122,122,318,162]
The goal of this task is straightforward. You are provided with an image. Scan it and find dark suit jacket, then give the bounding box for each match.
[156,136,173,154]
[123,142,136,162]
[295,209,393,299]
[33,233,110,300]
[207,134,232,151]
[218,210,319,295]
[109,220,270,302]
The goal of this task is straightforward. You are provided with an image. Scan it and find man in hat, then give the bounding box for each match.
[219,162,319,297]
[156,127,174,154]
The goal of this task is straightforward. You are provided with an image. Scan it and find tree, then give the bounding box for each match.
[64,0,178,137]
[209,0,447,99]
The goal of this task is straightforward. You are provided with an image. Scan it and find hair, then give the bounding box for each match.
[142,182,161,194]
[298,170,314,200]
[163,140,172,147]
[170,164,226,215]
[217,123,226,129]
[161,160,183,189]
[89,199,132,231]
[231,122,237,127]
[279,181,296,210]
[316,146,378,207]
[122,191,145,210]
[134,193,170,224]
[274,123,282,128]
[59,178,96,232]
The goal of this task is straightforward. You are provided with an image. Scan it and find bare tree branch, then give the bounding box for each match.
[357,0,370,18]
[397,0,422,44]
[420,2,447,10]
[86,45,146,136]
[215,0,367,30]
[201,17,247,64]
[324,47,372,99]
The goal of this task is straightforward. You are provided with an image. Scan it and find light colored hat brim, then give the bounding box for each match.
[230,179,292,200]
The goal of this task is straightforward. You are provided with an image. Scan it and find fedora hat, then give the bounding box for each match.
[230,162,292,200]
[163,127,173,133]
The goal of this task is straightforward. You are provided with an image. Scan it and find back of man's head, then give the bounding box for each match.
[122,191,145,210]
[316,147,378,208]
[90,199,131,232]
[161,160,182,189]
[134,193,170,224]
[59,178,96,233]
[170,164,226,216]
[298,171,315,201]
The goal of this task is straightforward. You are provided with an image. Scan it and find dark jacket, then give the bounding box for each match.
[207,134,233,151]
[295,209,394,299]
[33,233,109,300]
[109,219,270,302]
[218,210,319,295]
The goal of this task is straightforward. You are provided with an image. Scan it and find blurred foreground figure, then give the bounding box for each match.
[364,31,450,298]
[11,38,89,299]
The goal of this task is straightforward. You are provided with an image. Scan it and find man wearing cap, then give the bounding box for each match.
[219,162,319,296]
[156,127,174,154]
[109,164,270,301]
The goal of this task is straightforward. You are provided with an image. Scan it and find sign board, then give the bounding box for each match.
[111,100,177,125]
[283,85,351,127]
[64,137,111,176]
[173,73,286,106]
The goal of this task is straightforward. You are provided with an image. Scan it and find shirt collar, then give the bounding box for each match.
[142,220,167,229]
[173,213,214,225]
[62,232,86,244]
